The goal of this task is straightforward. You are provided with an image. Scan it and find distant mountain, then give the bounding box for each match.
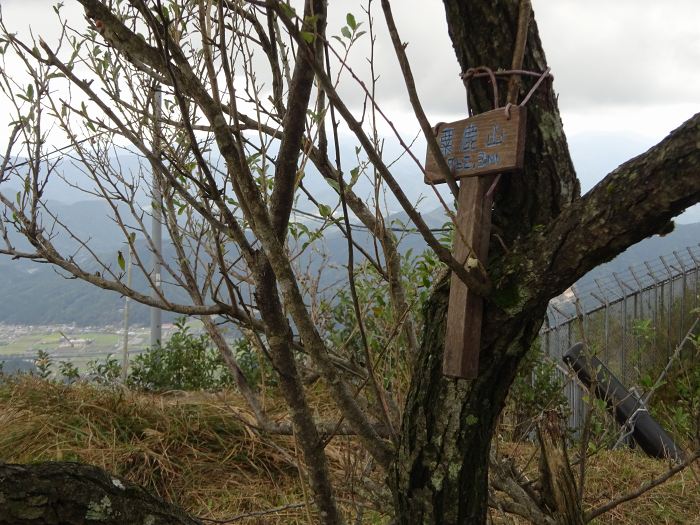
[0,197,186,326]
[0,252,178,327]
[1,185,698,327]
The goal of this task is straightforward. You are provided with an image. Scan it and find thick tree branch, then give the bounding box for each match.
[269,0,326,240]
[0,462,202,525]
[512,112,700,312]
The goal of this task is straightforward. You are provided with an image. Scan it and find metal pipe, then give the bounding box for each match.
[564,343,683,461]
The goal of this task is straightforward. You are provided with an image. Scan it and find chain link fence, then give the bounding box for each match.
[540,244,700,431]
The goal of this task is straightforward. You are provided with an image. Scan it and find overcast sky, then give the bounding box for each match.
[1,0,699,221]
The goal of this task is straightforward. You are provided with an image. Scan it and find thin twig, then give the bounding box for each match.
[199,503,305,524]
[585,449,700,522]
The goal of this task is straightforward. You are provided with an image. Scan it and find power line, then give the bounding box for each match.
[289,206,451,234]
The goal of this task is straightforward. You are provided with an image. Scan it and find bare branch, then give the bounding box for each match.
[585,450,700,522]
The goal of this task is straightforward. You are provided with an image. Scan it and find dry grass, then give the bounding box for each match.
[0,376,697,524]
[495,441,700,525]
[0,376,386,524]
[583,449,699,524]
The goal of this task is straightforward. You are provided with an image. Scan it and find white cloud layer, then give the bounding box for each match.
[1,0,698,220]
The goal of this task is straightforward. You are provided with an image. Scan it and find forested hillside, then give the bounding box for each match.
[1,195,698,326]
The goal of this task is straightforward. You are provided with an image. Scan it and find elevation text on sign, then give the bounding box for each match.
[424,106,527,183]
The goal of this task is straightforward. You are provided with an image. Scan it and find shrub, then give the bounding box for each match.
[58,360,80,384]
[506,341,569,441]
[127,319,232,391]
[34,350,53,380]
[86,354,122,384]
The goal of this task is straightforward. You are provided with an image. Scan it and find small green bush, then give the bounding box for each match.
[86,354,121,384]
[34,350,53,380]
[127,319,233,391]
[58,360,80,384]
[506,341,569,440]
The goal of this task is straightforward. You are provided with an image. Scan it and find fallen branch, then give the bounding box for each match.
[585,449,700,522]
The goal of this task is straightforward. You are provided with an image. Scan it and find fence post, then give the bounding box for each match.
[660,256,674,356]
[673,251,688,337]
[645,261,661,353]
[688,246,700,311]
[613,272,630,383]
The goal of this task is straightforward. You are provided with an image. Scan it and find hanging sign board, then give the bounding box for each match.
[424,106,527,184]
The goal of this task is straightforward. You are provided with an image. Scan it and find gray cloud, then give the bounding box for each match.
[2,1,699,187]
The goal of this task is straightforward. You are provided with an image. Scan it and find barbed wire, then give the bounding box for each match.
[546,243,700,326]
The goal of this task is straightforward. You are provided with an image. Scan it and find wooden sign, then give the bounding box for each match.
[442,176,493,378]
[424,106,526,184]
[428,107,527,378]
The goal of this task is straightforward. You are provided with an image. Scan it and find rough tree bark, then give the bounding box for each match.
[392,1,699,524]
[0,462,201,525]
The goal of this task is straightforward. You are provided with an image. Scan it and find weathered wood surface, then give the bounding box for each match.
[425,107,526,183]
[442,176,494,378]
[538,411,585,525]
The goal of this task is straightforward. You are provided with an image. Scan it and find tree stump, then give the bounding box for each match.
[537,411,584,525]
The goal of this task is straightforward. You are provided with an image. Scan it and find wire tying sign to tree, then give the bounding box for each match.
[424,107,527,183]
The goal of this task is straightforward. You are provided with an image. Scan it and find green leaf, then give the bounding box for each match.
[117,251,126,271]
[341,26,352,39]
[318,204,332,218]
[332,35,347,49]
[326,178,340,193]
[346,13,357,30]
[300,31,315,44]
[280,3,296,19]
[26,84,34,102]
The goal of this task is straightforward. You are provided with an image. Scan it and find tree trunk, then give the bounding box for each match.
[393,2,576,522]
[392,279,546,524]
[392,2,699,523]
[0,462,201,525]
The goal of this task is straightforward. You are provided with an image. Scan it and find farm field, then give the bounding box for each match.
[0,324,160,373]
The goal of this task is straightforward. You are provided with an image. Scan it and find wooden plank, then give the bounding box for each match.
[442,175,494,378]
[425,106,526,184]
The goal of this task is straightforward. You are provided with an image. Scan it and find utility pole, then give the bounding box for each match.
[121,248,133,381]
[150,86,162,348]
